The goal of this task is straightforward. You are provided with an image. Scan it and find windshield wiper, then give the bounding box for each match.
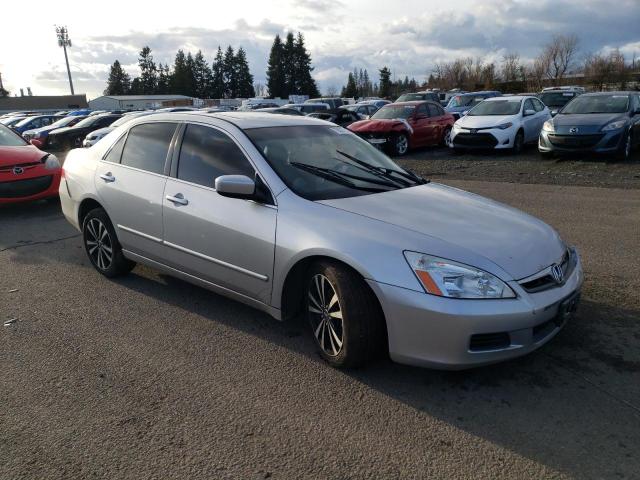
[336,150,428,186]
[289,162,389,193]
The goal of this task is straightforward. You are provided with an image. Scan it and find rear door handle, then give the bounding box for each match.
[100,172,115,183]
[166,193,189,206]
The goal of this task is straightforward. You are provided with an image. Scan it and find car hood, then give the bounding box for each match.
[319,183,565,280]
[0,145,48,167]
[348,118,411,133]
[551,113,628,134]
[457,114,517,128]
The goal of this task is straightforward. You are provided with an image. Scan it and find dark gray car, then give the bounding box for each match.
[539,92,640,160]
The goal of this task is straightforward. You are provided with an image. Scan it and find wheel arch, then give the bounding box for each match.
[78,197,105,227]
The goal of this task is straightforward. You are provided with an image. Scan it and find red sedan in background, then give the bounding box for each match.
[348,101,455,156]
[0,124,61,205]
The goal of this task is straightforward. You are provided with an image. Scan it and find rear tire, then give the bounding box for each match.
[305,260,385,368]
[441,127,452,147]
[82,208,135,278]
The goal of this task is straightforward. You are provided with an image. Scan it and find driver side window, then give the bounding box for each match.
[416,104,429,117]
[524,99,535,113]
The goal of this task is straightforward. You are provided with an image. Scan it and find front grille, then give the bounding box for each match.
[521,249,574,293]
[547,134,604,148]
[469,332,511,352]
[0,175,53,198]
[452,133,498,148]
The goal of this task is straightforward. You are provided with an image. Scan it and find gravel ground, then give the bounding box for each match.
[1,173,639,479]
[397,145,640,189]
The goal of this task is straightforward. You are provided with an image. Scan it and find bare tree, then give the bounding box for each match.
[253,82,267,97]
[325,85,338,97]
[542,34,579,82]
[585,49,626,91]
[501,52,521,82]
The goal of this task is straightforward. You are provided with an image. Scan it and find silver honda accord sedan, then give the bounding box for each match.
[59,112,583,369]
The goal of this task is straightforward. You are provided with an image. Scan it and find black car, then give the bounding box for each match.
[46,114,122,150]
[539,92,640,161]
[307,109,360,128]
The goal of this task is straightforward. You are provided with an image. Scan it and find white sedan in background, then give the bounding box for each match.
[449,96,551,153]
[83,111,155,147]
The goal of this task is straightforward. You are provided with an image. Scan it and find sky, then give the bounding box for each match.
[1,0,639,99]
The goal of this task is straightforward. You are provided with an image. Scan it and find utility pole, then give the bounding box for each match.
[56,26,74,95]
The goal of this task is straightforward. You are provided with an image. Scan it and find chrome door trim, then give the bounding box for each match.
[117,224,163,243]
[163,240,269,281]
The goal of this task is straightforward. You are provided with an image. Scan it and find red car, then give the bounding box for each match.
[0,123,61,205]
[348,101,455,156]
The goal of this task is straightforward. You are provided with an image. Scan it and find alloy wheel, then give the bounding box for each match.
[396,135,408,155]
[308,274,344,357]
[85,218,113,270]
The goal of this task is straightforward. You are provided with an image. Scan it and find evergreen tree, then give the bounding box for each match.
[235,47,255,98]
[266,34,286,98]
[342,72,358,98]
[211,46,226,99]
[170,50,190,95]
[130,77,142,95]
[363,69,370,97]
[379,66,392,98]
[283,32,296,95]
[156,63,170,94]
[223,46,237,98]
[104,60,131,95]
[184,52,196,97]
[192,50,213,98]
[0,86,8,98]
[292,32,319,96]
[137,46,158,94]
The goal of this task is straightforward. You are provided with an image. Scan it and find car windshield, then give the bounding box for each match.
[371,105,415,120]
[0,117,24,126]
[396,94,424,102]
[73,116,106,128]
[468,99,522,116]
[0,124,28,146]
[49,116,82,128]
[245,125,425,201]
[539,92,577,108]
[15,117,38,127]
[561,95,629,114]
[448,95,482,108]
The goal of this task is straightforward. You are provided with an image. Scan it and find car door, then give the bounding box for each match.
[531,98,550,133]
[95,121,178,262]
[409,103,433,147]
[428,103,448,144]
[521,99,539,143]
[162,122,277,304]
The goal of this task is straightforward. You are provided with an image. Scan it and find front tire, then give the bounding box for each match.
[82,208,135,278]
[390,133,409,156]
[512,130,524,154]
[305,261,385,368]
[616,130,632,161]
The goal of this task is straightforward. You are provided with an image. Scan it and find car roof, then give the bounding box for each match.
[387,101,433,106]
[579,91,633,96]
[484,95,527,101]
[141,111,331,129]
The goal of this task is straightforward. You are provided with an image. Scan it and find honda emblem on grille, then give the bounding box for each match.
[569,127,579,133]
[550,264,564,284]
[12,167,24,175]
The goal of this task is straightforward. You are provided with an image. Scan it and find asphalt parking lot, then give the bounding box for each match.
[1,148,639,479]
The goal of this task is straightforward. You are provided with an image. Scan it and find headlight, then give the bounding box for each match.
[404,251,516,299]
[33,132,42,139]
[43,154,60,170]
[452,123,462,131]
[601,120,626,131]
[496,122,513,130]
[542,120,555,132]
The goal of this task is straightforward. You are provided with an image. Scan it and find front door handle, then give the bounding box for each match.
[100,172,115,183]
[166,193,189,206]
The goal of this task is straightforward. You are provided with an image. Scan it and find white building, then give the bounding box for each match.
[88,95,195,111]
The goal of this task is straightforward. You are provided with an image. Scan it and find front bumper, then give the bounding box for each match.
[539,128,625,154]
[450,126,515,150]
[367,251,583,369]
[0,169,61,205]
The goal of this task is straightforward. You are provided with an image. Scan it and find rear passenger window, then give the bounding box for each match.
[121,123,176,174]
[104,134,126,163]
[177,124,255,188]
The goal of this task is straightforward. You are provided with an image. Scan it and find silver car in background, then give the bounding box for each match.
[60,112,583,369]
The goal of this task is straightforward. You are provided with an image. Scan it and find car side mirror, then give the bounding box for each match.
[215,175,256,200]
[30,139,43,148]
[523,109,536,117]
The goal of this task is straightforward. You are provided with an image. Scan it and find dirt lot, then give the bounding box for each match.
[1,147,640,479]
[398,145,640,189]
